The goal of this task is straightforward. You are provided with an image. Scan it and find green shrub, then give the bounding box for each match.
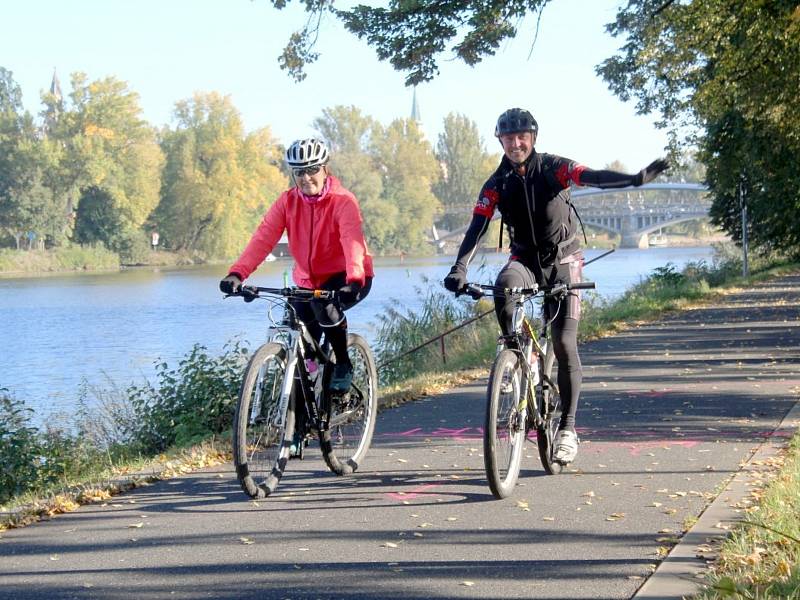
[127,342,249,452]
[373,277,498,385]
[0,390,41,504]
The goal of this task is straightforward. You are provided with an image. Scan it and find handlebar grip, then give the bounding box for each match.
[240,285,259,302]
[569,281,596,290]
[464,283,485,300]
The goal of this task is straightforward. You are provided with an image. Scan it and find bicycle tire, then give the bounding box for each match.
[320,333,378,475]
[232,342,295,498]
[483,349,526,499]
[536,343,564,475]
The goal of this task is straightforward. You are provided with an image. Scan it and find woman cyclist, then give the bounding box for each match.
[219,138,374,394]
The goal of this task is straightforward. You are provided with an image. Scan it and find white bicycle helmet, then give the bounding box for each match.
[285,138,330,169]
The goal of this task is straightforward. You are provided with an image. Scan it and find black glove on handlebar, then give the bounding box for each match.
[338,281,363,304]
[219,274,242,294]
[443,264,467,294]
[634,158,669,186]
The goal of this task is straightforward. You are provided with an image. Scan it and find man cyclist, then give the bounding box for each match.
[444,108,668,464]
[220,138,374,394]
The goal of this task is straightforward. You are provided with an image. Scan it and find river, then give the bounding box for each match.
[0,246,715,423]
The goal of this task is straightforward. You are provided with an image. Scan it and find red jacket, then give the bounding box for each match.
[229,175,374,288]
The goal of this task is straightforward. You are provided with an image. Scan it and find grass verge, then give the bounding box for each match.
[694,431,800,599]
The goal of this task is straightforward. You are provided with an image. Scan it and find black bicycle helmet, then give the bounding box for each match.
[494,108,538,137]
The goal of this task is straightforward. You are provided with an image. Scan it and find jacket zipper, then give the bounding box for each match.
[307,203,315,284]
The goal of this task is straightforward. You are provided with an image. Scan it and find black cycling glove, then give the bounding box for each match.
[443,264,467,294]
[337,281,363,304]
[219,274,242,294]
[635,158,669,186]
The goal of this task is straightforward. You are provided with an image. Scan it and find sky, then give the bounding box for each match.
[1,0,671,170]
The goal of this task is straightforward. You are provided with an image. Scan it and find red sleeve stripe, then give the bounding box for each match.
[555,163,588,188]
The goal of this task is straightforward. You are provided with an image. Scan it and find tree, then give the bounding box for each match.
[270,1,551,85]
[370,118,442,253]
[42,73,165,256]
[597,1,800,254]
[155,92,286,258]
[0,68,64,248]
[433,113,497,231]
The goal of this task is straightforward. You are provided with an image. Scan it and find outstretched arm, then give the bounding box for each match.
[574,159,670,189]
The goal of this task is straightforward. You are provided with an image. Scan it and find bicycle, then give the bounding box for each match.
[227,285,378,499]
[461,280,595,499]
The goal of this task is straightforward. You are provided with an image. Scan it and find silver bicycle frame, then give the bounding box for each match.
[264,314,316,429]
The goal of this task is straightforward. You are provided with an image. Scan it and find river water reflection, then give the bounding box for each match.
[0,246,715,422]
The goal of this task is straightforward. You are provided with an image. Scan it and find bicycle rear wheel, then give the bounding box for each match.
[536,344,564,475]
[484,349,526,499]
[320,333,378,475]
[232,342,295,498]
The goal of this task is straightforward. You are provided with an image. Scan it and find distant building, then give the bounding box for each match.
[410,86,421,122]
[44,69,63,133]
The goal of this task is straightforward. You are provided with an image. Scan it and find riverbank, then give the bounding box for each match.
[1,254,795,509]
[6,267,797,597]
[0,234,728,277]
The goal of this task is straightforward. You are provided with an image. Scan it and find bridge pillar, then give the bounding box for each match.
[620,214,649,248]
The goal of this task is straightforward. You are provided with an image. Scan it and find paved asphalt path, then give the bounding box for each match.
[2,274,799,600]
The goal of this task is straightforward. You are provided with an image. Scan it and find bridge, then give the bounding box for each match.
[434,182,711,249]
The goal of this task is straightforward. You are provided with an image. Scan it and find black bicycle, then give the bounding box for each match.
[227,286,378,499]
[462,280,595,499]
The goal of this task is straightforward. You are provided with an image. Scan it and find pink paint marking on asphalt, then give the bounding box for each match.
[394,428,424,437]
[379,427,483,441]
[584,439,701,456]
[430,427,482,441]
[386,483,442,501]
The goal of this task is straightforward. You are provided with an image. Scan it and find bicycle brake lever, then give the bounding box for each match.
[464,283,485,300]
[240,285,258,302]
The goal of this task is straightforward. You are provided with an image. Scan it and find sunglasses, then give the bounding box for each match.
[292,165,323,178]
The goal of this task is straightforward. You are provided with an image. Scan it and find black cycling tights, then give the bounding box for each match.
[550,311,580,431]
[494,260,581,432]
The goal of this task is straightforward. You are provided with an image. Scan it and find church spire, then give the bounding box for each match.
[410,86,421,122]
[45,68,63,134]
[50,68,62,104]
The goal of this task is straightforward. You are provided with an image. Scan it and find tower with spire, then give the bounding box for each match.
[410,86,421,122]
[44,68,63,133]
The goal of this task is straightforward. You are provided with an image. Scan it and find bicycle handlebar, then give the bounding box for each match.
[461,280,595,300]
[226,285,336,302]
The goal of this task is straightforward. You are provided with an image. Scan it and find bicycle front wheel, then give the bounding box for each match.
[232,342,295,498]
[320,333,378,475]
[536,345,564,475]
[484,349,526,499]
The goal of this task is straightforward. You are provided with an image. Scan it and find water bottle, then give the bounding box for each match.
[305,358,321,394]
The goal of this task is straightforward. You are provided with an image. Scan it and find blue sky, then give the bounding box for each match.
[1,0,671,170]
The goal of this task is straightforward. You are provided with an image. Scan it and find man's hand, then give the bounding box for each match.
[443,264,467,295]
[635,158,669,186]
[219,274,242,294]
[338,281,363,304]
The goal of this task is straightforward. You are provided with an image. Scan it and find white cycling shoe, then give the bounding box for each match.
[553,429,579,464]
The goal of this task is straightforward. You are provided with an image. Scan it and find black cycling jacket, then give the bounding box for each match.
[453,151,645,270]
